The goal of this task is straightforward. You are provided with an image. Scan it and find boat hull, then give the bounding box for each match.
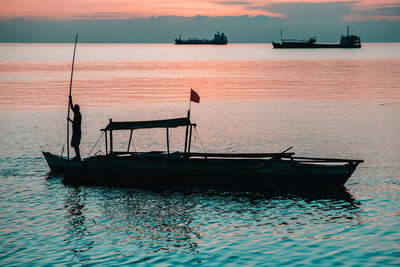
[272,42,360,49]
[175,40,227,45]
[272,42,343,49]
[43,152,358,188]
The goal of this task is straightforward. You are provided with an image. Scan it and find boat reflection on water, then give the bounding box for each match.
[63,186,93,264]
[50,174,362,261]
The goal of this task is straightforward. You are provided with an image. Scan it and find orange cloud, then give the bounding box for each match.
[0,0,399,21]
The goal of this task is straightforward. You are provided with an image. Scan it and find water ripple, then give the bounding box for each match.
[1,45,400,265]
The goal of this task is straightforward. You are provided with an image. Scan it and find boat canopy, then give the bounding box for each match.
[102,117,193,131]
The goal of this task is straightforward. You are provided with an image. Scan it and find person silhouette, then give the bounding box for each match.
[68,95,82,161]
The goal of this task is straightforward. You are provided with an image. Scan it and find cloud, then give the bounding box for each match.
[216,1,249,5]
[2,0,400,21]
[1,2,400,43]
[267,2,355,22]
[361,6,400,16]
[347,3,400,21]
[70,12,139,20]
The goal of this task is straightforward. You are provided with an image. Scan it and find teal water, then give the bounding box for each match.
[0,44,399,266]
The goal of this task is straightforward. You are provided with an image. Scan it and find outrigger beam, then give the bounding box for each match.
[188,152,295,158]
[291,156,363,163]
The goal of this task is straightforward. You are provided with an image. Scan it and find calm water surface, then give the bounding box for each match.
[0,44,399,266]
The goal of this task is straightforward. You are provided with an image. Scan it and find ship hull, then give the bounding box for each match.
[272,42,360,49]
[175,40,227,45]
[273,42,342,49]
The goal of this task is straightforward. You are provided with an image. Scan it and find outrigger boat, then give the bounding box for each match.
[43,112,363,188]
[43,34,363,189]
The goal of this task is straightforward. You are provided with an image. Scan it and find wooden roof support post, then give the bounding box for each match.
[184,110,190,156]
[105,130,108,155]
[127,129,133,152]
[109,118,113,154]
[184,126,189,154]
[188,125,193,154]
[166,127,170,158]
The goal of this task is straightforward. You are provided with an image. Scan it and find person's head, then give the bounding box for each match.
[74,104,80,112]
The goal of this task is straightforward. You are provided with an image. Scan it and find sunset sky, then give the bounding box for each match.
[1,0,399,21]
[1,0,399,42]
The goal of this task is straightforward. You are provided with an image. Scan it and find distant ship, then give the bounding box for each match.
[175,32,228,45]
[272,27,361,49]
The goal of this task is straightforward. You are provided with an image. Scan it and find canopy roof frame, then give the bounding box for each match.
[101,117,195,132]
[102,117,196,156]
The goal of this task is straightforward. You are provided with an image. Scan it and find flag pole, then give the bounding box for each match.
[184,88,191,154]
[67,34,78,161]
[188,88,192,117]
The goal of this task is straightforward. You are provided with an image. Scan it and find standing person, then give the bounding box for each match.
[68,95,82,161]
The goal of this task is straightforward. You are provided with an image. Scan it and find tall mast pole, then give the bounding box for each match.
[67,34,78,161]
[184,89,191,154]
[188,88,192,116]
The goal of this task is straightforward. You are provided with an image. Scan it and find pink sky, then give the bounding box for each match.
[1,0,399,21]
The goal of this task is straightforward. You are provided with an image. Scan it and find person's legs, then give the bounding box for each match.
[71,131,81,160]
[74,146,81,161]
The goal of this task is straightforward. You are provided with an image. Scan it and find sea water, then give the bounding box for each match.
[0,43,399,266]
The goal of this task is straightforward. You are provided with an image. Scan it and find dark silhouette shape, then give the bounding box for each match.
[68,96,82,161]
[272,26,361,49]
[175,31,228,45]
[42,112,363,188]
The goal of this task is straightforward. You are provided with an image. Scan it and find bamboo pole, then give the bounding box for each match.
[67,34,78,161]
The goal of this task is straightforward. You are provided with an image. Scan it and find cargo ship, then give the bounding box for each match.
[175,31,228,45]
[272,27,361,49]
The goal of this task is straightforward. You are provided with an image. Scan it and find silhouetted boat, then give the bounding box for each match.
[272,27,361,49]
[43,114,363,188]
[175,32,228,45]
[44,35,363,189]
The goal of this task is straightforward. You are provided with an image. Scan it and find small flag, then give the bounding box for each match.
[190,89,200,103]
